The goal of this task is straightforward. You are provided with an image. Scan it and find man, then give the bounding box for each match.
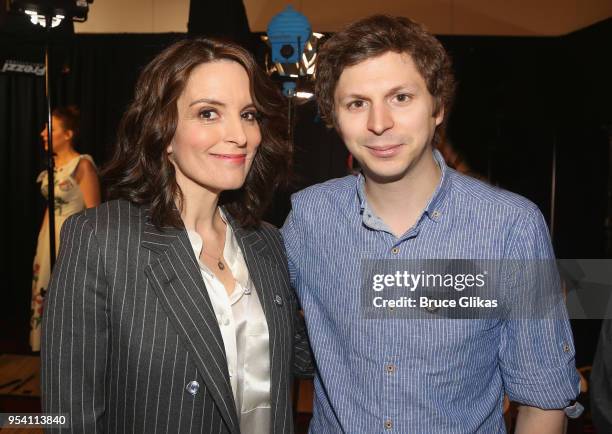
[282,15,579,433]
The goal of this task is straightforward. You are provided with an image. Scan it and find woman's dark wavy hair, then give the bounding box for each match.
[103,37,290,229]
[315,15,455,147]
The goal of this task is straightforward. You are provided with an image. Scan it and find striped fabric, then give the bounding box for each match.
[41,199,313,434]
[282,149,579,433]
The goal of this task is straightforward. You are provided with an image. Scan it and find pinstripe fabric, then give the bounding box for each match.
[41,199,313,434]
[281,150,579,433]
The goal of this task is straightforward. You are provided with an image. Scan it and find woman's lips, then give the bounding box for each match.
[210,153,247,164]
[366,144,403,158]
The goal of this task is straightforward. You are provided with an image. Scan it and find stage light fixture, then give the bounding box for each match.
[9,0,93,28]
[24,10,64,27]
[263,5,322,96]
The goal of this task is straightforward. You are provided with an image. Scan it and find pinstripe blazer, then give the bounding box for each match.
[41,199,313,434]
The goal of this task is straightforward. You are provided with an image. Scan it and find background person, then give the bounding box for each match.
[30,105,100,352]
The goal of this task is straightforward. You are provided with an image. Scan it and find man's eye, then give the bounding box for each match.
[198,109,219,120]
[394,93,412,103]
[348,100,366,110]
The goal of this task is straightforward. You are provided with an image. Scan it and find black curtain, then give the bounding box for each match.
[188,0,253,49]
[0,28,48,351]
[0,52,46,352]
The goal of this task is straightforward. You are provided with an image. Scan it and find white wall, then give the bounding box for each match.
[75,0,612,35]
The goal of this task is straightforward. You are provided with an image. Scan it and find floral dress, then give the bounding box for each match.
[30,154,96,351]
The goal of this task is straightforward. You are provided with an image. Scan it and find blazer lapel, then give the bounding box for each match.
[141,213,240,434]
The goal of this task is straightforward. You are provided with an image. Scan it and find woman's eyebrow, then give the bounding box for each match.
[189,98,225,107]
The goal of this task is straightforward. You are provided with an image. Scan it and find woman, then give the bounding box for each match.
[41,38,312,434]
[30,106,100,351]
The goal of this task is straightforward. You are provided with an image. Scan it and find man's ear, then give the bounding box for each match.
[434,106,445,127]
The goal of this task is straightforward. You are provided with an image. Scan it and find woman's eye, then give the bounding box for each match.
[198,109,219,120]
[241,111,259,122]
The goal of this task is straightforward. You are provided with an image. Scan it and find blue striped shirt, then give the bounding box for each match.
[281,150,579,433]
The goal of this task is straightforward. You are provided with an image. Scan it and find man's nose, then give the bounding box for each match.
[366,103,394,135]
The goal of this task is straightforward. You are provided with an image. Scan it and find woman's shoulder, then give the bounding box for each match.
[75,154,97,171]
[78,153,95,163]
[61,154,95,174]
[85,198,138,214]
[258,220,282,243]
[232,219,284,255]
[253,221,289,266]
[67,199,143,234]
[258,220,279,233]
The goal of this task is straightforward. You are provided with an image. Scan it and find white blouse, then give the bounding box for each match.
[186,212,271,434]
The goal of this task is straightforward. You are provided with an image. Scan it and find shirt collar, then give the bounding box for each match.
[355,148,452,228]
[424,148,452,221]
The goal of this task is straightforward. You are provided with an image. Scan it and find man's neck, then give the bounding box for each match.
[363,149,441,237]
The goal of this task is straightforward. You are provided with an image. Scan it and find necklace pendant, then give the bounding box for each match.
[217,261,225,270]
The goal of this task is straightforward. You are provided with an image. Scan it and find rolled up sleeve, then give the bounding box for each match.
[499,207,580,409]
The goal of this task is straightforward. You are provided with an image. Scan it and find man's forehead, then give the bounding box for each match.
[334,51,425,98]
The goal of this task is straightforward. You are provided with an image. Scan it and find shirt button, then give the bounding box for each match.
[423,299,439,313]
[432,210,441,218]
[563,343,571,352]
[391,247,400,254]
[385,364,396,374]
[384,419,393,430]
[274,295,283,305]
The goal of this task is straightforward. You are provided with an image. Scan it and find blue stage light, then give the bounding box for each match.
[266,5,311,65]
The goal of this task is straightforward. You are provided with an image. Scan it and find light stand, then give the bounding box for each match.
[43,13,57,268]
